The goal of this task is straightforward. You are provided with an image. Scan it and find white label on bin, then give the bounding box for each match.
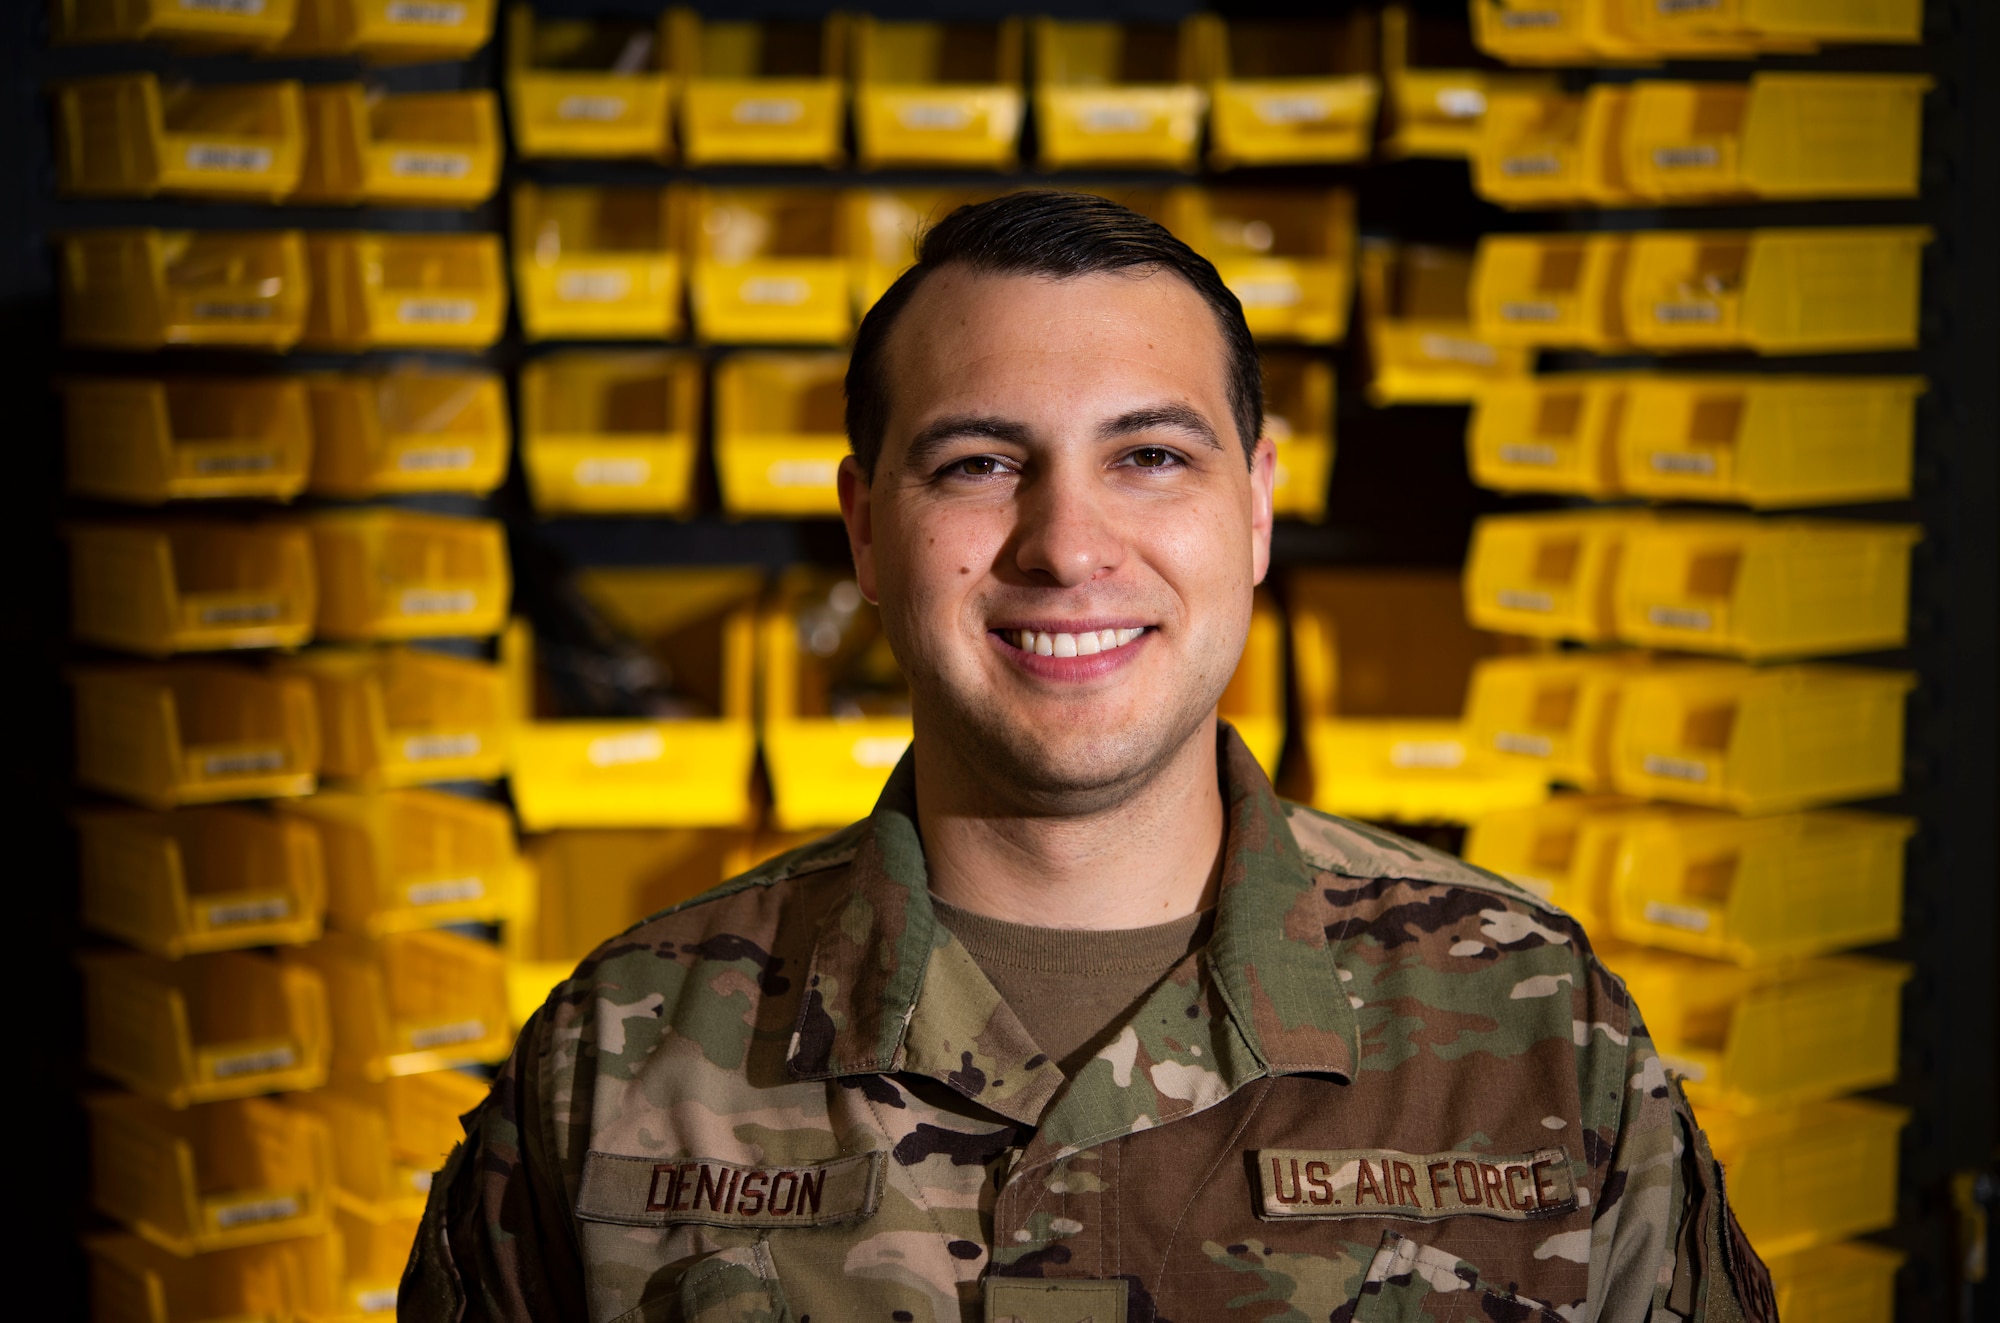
[1647,605,1713,631]
[767,458,838,488]
[193,301,273,320]
[1643,900,1713,933]
[1657,1053,1708,1082]
[186,144,274,173]
[1418,334,1498,366]
[195,451,278,474]
[1642,753,1709,783]
[575,457,652,487]
[1649,450,1716,475]
[731,98,804,125]
[852,736,910,769]
[1499,9,1562,27]
[556,270,632,302]
[897,102,972,131]
[357,1288,400,1315]
[399,589,477,616]
[398,298,477,325]
[181,0,265,13]
[1232,280,1303,308]
[1501,153,1562,177]
[1495,731,1554,758]
[403,732,481,762]
[1436,88,1486,119]
[210,1044,297,1078]
[211,1194,301,1229]
[410,1019,486,1049]
[587,730,665,767]
[397,445,475,472]
[559,95,629,122]
[1256,96,1332,125]
[411,1168,435,1193]
[407,876,486,907]
[1653,301,1721,325]
[1499,443,1560,468]
[739,276,811,306]
[1656,0,1721,13]
[1079,105,1148,133]
[1500,300,1561,323]
[202,748,286,777]
[386,1,466,24]
[199,600,282,625]
[1496,588,1555,613]
[206,896,293,927]
[1390,740,1464,769]
[1652,145,1721,170]
[390,152,472,179]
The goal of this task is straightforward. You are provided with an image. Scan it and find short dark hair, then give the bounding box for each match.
[843,190,1263,478]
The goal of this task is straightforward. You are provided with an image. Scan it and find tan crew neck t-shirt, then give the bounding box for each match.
[931,897,1212,1079]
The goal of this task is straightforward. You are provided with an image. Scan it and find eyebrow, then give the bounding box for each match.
[901,402,1223,471]
[1097,403,1223,451]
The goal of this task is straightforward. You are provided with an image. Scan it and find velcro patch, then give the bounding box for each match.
[576,1150,885,1229]
[986,1278,1129,1323]
[1254,1148,1576,1221]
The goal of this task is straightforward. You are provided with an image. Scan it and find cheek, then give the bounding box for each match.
[877,501,1009,628]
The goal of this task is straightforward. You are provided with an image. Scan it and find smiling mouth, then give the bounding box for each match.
[998,627,1150,658]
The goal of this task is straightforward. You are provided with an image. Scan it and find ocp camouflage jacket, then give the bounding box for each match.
[403,727,1774,1323]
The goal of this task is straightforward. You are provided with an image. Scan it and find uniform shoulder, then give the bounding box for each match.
[631,818,867,930]
[1280,798,1560,914]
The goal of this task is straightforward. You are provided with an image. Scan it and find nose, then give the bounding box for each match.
[1011,461,1123,588]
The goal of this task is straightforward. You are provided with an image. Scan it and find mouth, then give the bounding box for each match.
[988,623,1154,679]
[1000,626,1149,658]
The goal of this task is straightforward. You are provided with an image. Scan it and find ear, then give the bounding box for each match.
[836,455,880,604]
[1248,435,1277,587]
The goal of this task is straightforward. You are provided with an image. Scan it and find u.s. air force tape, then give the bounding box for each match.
[576,1150,886,1228]
[1254,1148,1577,1221]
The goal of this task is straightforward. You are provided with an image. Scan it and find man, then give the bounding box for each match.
[405,193,1773,1323]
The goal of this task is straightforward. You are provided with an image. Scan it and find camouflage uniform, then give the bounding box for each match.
[405,727,1773,1322]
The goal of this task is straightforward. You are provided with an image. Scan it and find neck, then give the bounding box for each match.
[913,716,1227,929]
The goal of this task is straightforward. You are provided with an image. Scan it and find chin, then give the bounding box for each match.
[949,702,1211,810]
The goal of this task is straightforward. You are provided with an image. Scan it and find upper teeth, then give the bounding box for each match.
[1013,628,1145,657]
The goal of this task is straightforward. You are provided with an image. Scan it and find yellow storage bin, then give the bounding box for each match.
[1466,373,1630,496]
[55,74,302,200]
[86,1233,341,1323]
[1032,17,1211,170]
[1612,948,1909,1111]
[1261,352,1335,522]
[306,510,510,642]
[761,570,912,832]
[507,568,761,830]
[1616,375,1922,509]
[54,0,299,46]
[1765,1242,1904,1323]
[302,232,507,352]
[713,352,849,515]
[67,521,316,657]
[1612,663,1913,813]
[1219,593,1286,776]
[1470,233,1632,350]
[60,229,308,351]
[1704,1099,1908,1256]
[1464,510,1647,643]
[1186,188,1356,343]
[520,352,700,515]
[275,0,495,62]
[679,14,846,166]
[63,377,312,505]
[506,828,743,1023]
[280,648,510,788]
[77,806,326,959]
[72,664,321,809]
[295,84,500,207]
[1462,794,1657,931]
[1622,227,1930,354]
[293,929,513,1080]
[1622,75,1928,202]
[1609,808,1912,963]
[1359,242,1531,405]
[1290,567,1514,724]
[1474,86,1633,207]
[1464,650,1652,790]
[297,1072,487,1216]
[86,1093,334,1256]
[1613,0,1922,51]
[514,184,686,341]
[505,6,679,160]
[80,949,330,1108]
[848,187,1008,313]
[280,788,521,935]
[853,17,1025,169]
[303,369,509,499]
[691,189,851,345]
[1301,718,1549,824]
[334,1202,421,1317]
[1379,7,1558,160]
[1208,15,1380,168]
[1615,517,1920,660]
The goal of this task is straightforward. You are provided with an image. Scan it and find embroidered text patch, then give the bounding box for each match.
[1254,1148,1576,1221]
[576,1150,885,1229]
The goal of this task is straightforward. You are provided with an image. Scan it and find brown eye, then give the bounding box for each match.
[956,456,998,476]
[1131,447,1173,468]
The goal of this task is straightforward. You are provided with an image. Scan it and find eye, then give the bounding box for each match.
[938,454,1011,479]
[1123,446,1184,470]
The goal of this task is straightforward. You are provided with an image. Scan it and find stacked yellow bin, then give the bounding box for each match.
[1457,25,1928,1317]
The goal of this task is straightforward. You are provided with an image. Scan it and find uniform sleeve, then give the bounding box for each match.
[400,1004,590,1323]
[1580,958,1776,1323]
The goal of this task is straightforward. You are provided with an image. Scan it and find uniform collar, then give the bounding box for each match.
[785,723,1360,1103]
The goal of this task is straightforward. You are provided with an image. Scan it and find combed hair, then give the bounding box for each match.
[843,190,1263,477]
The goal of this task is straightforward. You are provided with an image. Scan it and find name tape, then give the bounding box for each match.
[1255,1147,1576,1222]
[577,1150,884,1229]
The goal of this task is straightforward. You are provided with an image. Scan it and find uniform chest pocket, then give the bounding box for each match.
[1347,1232,1564,1323]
